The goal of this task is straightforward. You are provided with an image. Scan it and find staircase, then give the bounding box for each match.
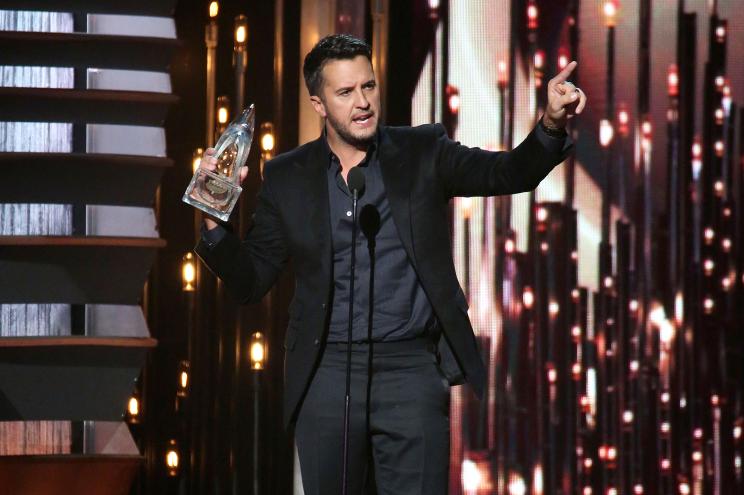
[0,2,179,493]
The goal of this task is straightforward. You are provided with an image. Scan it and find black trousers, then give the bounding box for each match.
[294,338,451,495]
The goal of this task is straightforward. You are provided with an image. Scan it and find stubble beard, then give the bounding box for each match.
[326,111,376,148]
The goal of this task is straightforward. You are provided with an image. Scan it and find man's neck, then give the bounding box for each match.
[325,126,369,170]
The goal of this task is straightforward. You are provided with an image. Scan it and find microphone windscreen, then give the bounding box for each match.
[348,167,366,192]
[360,204,381,239]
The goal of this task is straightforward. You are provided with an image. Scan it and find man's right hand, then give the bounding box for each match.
[200,148,249,230]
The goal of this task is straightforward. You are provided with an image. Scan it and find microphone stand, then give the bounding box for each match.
[365,230,375,433]
[360,205,380,491]
[359,205,380,433]
[342,170,364,495]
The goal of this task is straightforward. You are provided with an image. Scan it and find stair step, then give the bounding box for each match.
[0,153,172,206]
[0,88,178,126]
[0,454,142,495]
[0,0,176,16]
[0,31,180,72]
[0,236,166,304]
[0,337,156,421]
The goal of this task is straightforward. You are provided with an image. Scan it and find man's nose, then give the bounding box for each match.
[354,89,370,108]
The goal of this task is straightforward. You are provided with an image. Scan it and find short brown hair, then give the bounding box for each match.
[302,34,372,96]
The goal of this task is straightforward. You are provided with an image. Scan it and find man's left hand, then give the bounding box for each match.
[543,61,587,130]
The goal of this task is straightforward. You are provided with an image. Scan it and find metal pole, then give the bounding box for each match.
[205,12,218,148]
[253,371,260,495]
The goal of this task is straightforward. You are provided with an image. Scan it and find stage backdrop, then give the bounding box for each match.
[410,1,744,494]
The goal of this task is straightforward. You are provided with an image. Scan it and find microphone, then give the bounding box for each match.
[342,166,365,495]
[348,166,365,198]
[359,204,381,251]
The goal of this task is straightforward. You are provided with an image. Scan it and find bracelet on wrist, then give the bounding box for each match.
[539,116,568,138]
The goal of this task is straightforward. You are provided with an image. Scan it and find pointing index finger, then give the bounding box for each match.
[553,61,578,85]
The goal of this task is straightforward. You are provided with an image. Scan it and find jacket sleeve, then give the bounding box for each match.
[435,122,573,198]
[194,173,289,304]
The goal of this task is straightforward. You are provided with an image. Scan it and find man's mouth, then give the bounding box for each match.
[352,113,373,124]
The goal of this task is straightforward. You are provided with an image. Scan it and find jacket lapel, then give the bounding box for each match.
[296,137,332,272]
[377,127,417,268]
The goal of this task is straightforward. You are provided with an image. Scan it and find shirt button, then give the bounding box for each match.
[314,339,320,346]
[346,210,352,217]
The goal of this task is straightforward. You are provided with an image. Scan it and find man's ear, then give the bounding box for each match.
[310,95,327,118]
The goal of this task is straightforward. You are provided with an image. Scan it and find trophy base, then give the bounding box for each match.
[182,168,242,222]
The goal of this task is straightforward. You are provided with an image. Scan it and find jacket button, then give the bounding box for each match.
[314,339,320,346]
[321,303,326,309]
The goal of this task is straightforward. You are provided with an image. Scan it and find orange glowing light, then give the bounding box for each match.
[209,2,219,18]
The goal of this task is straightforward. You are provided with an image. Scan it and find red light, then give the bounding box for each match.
[572,363,582,379]
[716,23,726,42]
[446,85,460,114]
[692,140,702,159]
[534,50,544,69]
[536,206,548,222]
[504,238,515,253]
[599,119,614,147]
[713,180,724,196]
[598,445,608,460]
[523,287,534,309]
[703,297,715,314]
[498,60,508,87]
[527,2,538,30]
[714,140,724,157]
[667,64,678,97]
[603,1,617,27]
[607,446,617,461]
[715,107,724,124]
[703,227,715,244]
[547,365,557,384]
[703,258,715,276]
[617,105,629,136]
[641,120,652,137]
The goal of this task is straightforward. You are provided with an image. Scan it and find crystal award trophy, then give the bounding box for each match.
[182,104,255,221]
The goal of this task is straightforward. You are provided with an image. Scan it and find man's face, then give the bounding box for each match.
[311,55,380,147]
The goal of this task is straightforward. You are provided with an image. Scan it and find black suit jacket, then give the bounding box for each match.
[195,123,571,427]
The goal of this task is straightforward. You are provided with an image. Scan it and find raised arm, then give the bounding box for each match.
[436,61,586,198]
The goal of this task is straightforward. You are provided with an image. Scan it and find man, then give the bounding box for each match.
[196,34,585,494]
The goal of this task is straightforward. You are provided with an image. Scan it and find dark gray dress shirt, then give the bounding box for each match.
[321,135,436,343]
